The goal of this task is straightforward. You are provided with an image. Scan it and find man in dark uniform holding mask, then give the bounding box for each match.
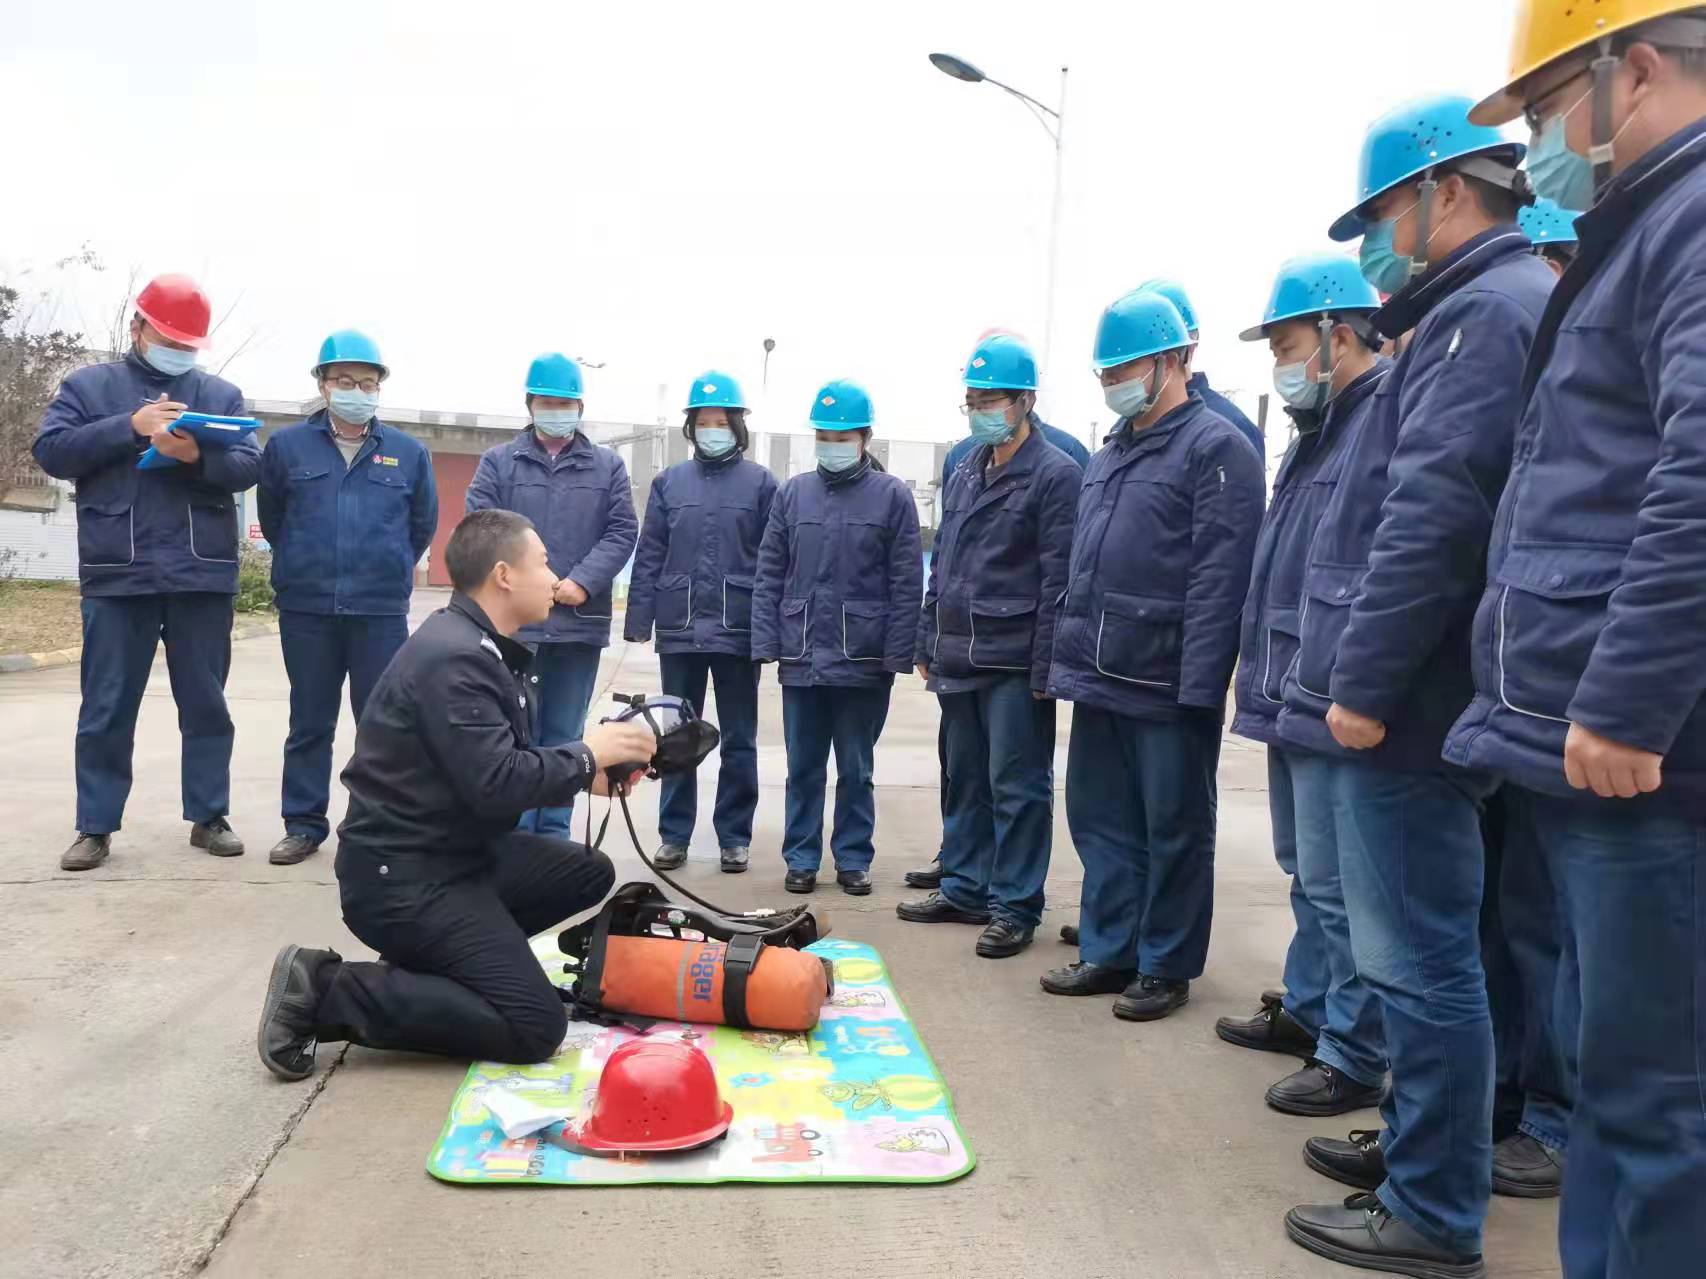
[256,509,656,1077]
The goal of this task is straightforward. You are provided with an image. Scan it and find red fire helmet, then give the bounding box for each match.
[135,274,213,349]
[576,1038,733,1154]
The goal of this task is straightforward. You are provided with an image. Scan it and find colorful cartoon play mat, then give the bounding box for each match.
[427,936,976,1186]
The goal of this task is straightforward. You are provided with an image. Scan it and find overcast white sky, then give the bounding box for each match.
[2,0,1516,458]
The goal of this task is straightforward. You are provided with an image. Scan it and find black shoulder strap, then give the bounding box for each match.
[721,933,764,1030]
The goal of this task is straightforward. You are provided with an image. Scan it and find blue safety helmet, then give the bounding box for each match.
[808,378,874,430]
[963,334,1039,391]
[1518,197,1581,247]
[1092,290,1192,371]
[1238,253,1382,342]
[525,352,584,400]
[1134,278,1200,335]
[1329,94,1526,242]
[686,370,747,411]
[312,329,388,379]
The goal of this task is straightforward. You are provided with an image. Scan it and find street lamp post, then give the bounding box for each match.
[928,53,1068,386]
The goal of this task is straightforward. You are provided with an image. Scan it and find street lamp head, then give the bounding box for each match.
[763,338,776,353]
[929,52,985,83]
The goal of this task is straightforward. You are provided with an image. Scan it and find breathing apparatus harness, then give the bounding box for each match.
[559,693,830,1030]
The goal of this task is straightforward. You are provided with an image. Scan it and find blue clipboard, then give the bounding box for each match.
[138,413,262,470]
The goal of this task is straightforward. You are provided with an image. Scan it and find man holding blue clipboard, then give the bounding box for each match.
[33,274,261,872]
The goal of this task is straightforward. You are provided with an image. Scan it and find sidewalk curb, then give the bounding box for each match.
[0,615,281,676]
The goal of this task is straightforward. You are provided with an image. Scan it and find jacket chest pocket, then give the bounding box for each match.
[509,477,552,529]
[838,515,892,581]
[841,600,887,662]
[969,596,1037,670]
[363,462,411,506]
[1294,565,1366,701]
[1094,591,1183,687]
[1492,546,1622,724]
[188,498,238,563]
[663,500,704,572]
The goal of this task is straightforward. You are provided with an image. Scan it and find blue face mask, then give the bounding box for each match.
[967,407,1017,446]
[328,388,380,426]
[1528,94,1597,211]
[143,342,198,377]
[1358,216,1416,295]
[1274,359,1330,411]
[816,441,862,473]
[533,407,581,439]
[695,426,737,458]
[1102,362,1164,420]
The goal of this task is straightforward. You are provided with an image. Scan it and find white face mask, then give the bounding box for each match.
[142,341,198,377]
[533,408,582,439]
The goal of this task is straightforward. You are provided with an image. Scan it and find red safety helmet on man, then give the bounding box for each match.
[134,274,213,349]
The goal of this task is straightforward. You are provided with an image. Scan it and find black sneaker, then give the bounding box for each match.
[836,870,872,896]
[653,843,688,869]
[903,858,942,889]
[1304,1130,1388,1191]
[784,869,817,894]
[976,919,1034,958]
[258,944,340,1081]
[268,834,321,866]
[719,846,749,874]
[1039,962,1136,996]
[191,818,245,857]
[1285,1192,1485,1278]
[60,833,111,871]
[1492,1132,1564,1199]
[895,892,991,925]
[1266,1061,1386,1117]
[1215,990,1319,1058]
[1113,974,1190,1022]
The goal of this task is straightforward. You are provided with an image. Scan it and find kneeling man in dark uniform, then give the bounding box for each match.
[257,509,657,1079]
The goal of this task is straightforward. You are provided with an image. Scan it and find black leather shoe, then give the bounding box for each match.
[784,870,817,894]
[1492,1133,1564,1198]
[976,919,1034,958]
[60,833,111,871]
[1113,974,1190,1022]
[653,843,688,869]
[903,858,942,889]
[268,834,321,866]
[258,944,340,1081]
[191,818,245,857]
[1267,1061,1386,1117]
[1059,923,1079,946]
[719,846,749,873]
[1039,962,1136,996]
[896,892,991,925]
[1304,1130,1388,1191]
[1285,1192,1485,1278]
[1216,990,1319,1058]
[836,870,872,896]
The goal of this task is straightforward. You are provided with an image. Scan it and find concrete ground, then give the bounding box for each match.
[0,590,1561,1279]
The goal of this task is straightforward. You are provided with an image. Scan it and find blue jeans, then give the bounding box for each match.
[1269,747,1329,1036]
[1065,708,1220,979]
[657,653,760,849]
[1481,788,1574,1151]
[1288,751,1390,1089]
[279,610,409,841]
[1331,760,1493,1255]
[938,677,1056,928]
[780,683,891,873]
[517,642,601,838]
[75,593,235,833]
[1523,791,1706,1279]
